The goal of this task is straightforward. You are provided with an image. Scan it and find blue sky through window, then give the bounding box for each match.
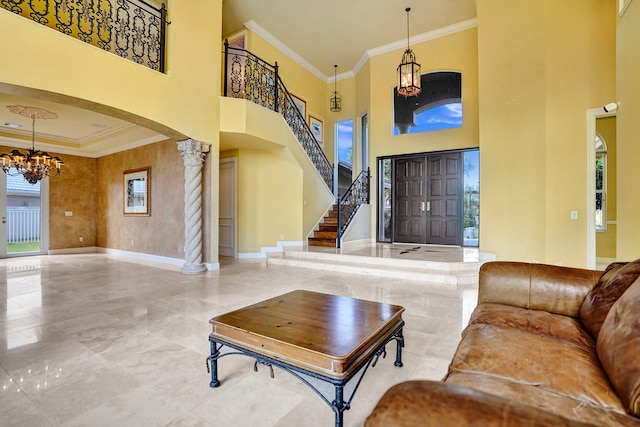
[394,102,462,135]
[337,120,353,165]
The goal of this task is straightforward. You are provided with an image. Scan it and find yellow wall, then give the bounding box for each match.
[616,0,640,261]
[595,116,617,259]
[246,31,328,130]
[478,0,615,266]
[232,149,303,253]
[0,1,222,263]
[368,27,479,237]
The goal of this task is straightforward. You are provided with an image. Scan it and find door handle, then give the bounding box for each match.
[421,201,426,212]
[426,201,431,212]
[1,217,5,224]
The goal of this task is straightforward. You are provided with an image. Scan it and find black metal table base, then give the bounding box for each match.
[206,325,404,427]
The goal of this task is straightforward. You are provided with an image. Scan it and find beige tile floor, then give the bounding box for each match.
[0,251,478,427]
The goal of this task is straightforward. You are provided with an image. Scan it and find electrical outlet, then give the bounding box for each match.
[79,236,84,242]
[570,210,578,220]
[131,239,134,246]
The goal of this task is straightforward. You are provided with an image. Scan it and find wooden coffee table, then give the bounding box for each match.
[207,290,405,427]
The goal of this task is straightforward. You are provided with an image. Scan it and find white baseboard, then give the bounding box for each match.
[238,240,304,259]
[96,247,220,271]
[48,246,98,255]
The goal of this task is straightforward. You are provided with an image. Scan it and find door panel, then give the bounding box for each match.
[427,153,463,245]
[393,158,426,243]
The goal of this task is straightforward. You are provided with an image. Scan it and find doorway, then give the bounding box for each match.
[0,170,49,257]
[219,158,237,257]
[378,149,478,246]
[587,108,617,268]
[394,152,463,245]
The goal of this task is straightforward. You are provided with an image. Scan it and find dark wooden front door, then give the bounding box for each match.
[394,157,427,243]
[393,152,463,245]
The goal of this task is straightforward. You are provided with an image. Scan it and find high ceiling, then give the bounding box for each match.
[222,0,477,79]
[0,0,477,157]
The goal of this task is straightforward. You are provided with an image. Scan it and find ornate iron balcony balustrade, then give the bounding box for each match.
[1,0,167,72]
[223,41,333,191]
[336,168,370,248]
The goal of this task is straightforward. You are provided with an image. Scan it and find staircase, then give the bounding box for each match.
[308,204,342,247]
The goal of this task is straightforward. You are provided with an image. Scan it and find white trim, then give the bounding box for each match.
[244,20,327,82]
[48,246,98,255]
[586,108,616,269]
[356,18,478,75]
[237,240,304,259]
[95,247,220,271]
[244,18,478,82]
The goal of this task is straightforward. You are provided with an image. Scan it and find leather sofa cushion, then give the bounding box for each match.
[449,323,623,410]
[445,371,640,426]
[365,380,597,427]
[479,262,600,317]
[597,279,640,417]
[469,303,595,348]
[581,259,640,338]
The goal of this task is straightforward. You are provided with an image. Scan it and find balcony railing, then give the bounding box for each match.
[336,169,370,248]
[1,0,167,72]
[223,41,334,191]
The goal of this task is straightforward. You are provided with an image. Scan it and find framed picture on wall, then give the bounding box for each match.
[309,114,324,146]
[124,167,151,216]
[290,93,306,119]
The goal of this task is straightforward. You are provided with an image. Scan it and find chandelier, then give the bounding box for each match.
[1,105,63,185]
[397,7,421,98]
[330,64,342,112]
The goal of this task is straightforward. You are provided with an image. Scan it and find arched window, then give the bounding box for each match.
[595,133,607,231]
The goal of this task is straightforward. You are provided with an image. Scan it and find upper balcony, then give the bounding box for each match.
[1,0,167,72]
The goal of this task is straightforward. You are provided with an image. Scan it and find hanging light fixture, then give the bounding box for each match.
[397,7,421,98]
[330,64,342,112]
[0,105,63,185]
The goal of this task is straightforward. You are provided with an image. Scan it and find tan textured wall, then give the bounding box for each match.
[49,153,98,249]
[96,139,188,259]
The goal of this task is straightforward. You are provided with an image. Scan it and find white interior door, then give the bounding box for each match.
[219,158,237,257]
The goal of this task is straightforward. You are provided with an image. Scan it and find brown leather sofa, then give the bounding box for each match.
[366,260,640,426]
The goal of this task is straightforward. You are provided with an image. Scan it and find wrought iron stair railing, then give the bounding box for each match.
[336,168,370,248]
[1,0,167,72]
[223,40,333,190]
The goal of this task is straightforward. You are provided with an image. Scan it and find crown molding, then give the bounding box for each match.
[244,18,477,83]
[355,18,478,74]
[244,20,328,82]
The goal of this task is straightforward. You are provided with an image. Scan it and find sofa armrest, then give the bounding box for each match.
[478,262,602,317]
[365,381,596,427]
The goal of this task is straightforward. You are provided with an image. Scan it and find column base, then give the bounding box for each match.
[181,263,207,274]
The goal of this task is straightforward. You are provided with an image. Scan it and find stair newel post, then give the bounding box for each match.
[274,62,279,113]
[223,39,229,97]
[336,196,342,249]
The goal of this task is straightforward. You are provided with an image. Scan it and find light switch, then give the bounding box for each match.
[570,210,578,220]
[65,211,73,217]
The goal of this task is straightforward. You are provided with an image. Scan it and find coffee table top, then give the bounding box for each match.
[209,290,405,379]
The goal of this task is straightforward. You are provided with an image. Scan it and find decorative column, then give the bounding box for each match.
[177,139,210,274]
